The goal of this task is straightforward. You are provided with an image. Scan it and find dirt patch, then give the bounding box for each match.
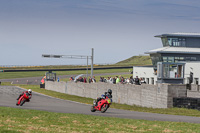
[163,128,175,133]
[32,116,39,120]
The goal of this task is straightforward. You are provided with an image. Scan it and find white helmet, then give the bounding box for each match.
[28,89,32,94]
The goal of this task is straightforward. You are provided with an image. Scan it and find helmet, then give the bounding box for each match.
[28,89,32,94]
[108,89,112,95]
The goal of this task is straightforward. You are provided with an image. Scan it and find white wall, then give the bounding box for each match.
[184,62,200,85]
[133,66,157,84]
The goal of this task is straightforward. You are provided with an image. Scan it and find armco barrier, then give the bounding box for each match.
[173,97,200,110]
[45,81,187,108]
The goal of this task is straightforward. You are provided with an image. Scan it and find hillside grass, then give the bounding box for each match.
[116,55,152,66]
[1,107,199,133]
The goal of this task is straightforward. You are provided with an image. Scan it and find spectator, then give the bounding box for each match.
[83,77,87,83]
[69,77,74,81]
[92,76,96,83]
[108,77,113,84]
[125,77,129,84]
[80,77,84,82]
[116,76,120,83]
[120,77,125,84]
[140,78,146,84]
[113,77,116,84]
[89,77,92,83]
[129,76,134,84]
[103,77,107,82]
[99,77,104,82]
[135,76,141,85]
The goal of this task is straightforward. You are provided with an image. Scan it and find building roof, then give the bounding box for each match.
[155,33,200,38]
[145,47,200,54]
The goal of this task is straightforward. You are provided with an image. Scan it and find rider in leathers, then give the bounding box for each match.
[17,89,32,102]
[95,89,112,106]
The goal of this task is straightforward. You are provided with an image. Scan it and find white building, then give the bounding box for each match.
[133,33,200,85]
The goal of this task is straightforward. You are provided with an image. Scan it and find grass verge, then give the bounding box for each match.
[0,106,199,133]
[2,82,200,117]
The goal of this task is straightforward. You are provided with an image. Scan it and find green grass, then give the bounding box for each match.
[0,107,199,133]
[0,68,132,79]
[2,82,200,117]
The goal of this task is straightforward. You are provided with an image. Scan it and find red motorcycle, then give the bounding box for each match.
[91,96,112,113]
[16,92,31,106]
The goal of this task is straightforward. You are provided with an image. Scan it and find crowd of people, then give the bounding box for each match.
[70,76,96,83]
[99,75,146,85]
[70,75,146,85]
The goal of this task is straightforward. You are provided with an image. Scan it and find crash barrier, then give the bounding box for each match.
[45,81,187,108]
[173,97,200,110]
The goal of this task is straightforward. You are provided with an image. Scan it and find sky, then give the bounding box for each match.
[1,0,200,66]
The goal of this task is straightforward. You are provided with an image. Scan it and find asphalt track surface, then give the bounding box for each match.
[0,72,130,85]
[1,86,200,124]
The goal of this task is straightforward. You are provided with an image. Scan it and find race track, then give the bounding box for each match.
[1,86,200,124]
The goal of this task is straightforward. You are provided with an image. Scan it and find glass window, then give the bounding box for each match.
[167,38,186,47]
[168,57,174,62]
[163,64,169,78]
[179,57,184,61]
[162,63,184,78]
[177,65,183,78]
[162,57,168,62]
[169,64,177,78]
[185,57,190,61]
[150,54,161,67]
[191,57,197,61]
[161,37,169,47]
[157,63,162,78]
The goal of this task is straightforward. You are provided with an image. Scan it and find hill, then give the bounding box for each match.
[116,55,152,66]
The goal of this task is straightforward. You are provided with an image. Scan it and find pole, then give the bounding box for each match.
[91,48,94,78]
[87,56,88,81]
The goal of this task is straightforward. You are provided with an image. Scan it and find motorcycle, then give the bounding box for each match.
[16,92,31,106]
[91,95,112,113]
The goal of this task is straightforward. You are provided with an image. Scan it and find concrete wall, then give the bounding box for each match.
[167,84,187,107]
[45,81,187,108]
[45,81,66,93]
[187,84,200,98]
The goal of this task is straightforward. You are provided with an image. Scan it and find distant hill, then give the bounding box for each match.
[116,55,152,66]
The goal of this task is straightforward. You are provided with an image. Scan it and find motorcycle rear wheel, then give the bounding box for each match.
[90,105,96,112]
[101,104,108,113]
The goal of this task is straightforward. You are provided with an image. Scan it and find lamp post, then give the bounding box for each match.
[42,48,94,79]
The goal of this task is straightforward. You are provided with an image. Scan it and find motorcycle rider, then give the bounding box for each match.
[95,89,112,106]
[17,89,32,101]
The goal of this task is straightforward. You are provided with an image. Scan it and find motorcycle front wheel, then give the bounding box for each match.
[101,104,108,113]
[20,99,26,106]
